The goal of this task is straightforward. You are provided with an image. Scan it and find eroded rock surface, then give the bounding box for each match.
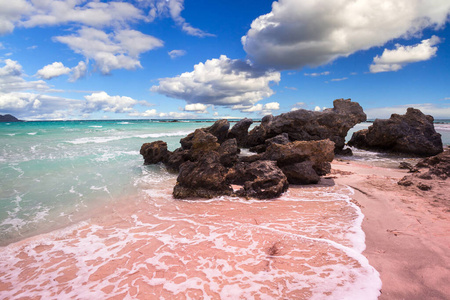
[349,108,443,156]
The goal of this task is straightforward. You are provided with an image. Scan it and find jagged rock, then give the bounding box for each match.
[415,147,450,179]
[245,99,366,152]
[417,182,432,191]
[245,115,274,148]
[218,138,240,167]
[280,161,320,184]
[399,162,418,172]
[205,119,230,144]
[140,141,169,165]
[262,139,335,176]
[188,129,220,160]
[348,108,443,156]
[398,176,414,187]
[228,118,253,147]
[165,148,189,172]
[250,133,291,153]
[173,152,232,199]
[229,160,289,199]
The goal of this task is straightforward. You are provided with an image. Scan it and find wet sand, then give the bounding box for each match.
[329,160,450,300]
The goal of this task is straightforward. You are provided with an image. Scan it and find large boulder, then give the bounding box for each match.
[218,138,240,167]
[205,119,230,144]
[228,160,289,199]
[245,99,366,152]
[173,152,233,199]
[348,108,443,156]
[228,118,253,147]
[280,161,320,184]
[415,147,450,179]
[262,139,335,176]
[140,141,169,165]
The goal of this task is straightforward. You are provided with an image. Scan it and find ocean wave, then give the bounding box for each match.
[67,130,192,144]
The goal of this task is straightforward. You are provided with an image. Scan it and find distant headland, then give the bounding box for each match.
[0,114,21,122]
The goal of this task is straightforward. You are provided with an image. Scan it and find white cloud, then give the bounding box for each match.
[184,103,208,113]
[158,111,197,119]
[304,71,330,77]
[264,102,280,110]
[151,55,280,110]
[370,36,441,73]
[128,109,158,117]
[330,77,348,82]
[168,49,186,59]
[0,0,32,35]
[314,106,321,112]
[0,59,49,93]
[55,27,163,74]
[145,0,214,37]
[84,91,139,113]
[366,103,450,119]
[36,62,71,79]
[20,0,144,29]
[242,0,450,70]
[70,61,88,82]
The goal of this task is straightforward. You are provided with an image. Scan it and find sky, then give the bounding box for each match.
[0,0,449,120]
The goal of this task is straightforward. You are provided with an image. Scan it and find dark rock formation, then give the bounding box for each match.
[349,108,443,156]
[397,147,449,190]
[245,99,366,153]
[280,161,320,184]
[0,114,20,122]
[228,118,253,147]
[262,139,335,176]
[173,152,233,199]
[141,111,342,199]
[415,147,450,179]
[218,138,240,167]
[228,160,289,199]
[140,141,169,165]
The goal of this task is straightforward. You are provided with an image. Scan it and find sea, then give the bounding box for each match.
[0,119,449,299]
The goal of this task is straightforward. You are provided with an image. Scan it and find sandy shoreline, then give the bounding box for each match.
[328,159,449,299]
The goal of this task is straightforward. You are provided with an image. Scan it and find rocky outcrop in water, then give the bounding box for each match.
[141,99,367,199]
[244,98,366,153]
[349,108,443,156]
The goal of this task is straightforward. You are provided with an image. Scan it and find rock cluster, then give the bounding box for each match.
[245,98,366,154]
[140,99,367,200]
[349,108,443,156]
[398,147,450,191]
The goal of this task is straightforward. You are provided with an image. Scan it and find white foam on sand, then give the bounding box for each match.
[0,184,381,299]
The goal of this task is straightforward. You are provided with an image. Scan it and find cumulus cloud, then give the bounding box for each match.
[144,0,214,37]
[184,103,208,113]
[36,62,71,79]
[0,0,32,35]
[83,91,141,113]
[20,0,144,29]
[0,59,49,93]
[234,101,280,115]
[70,61,88,82]
[55,27,163,74]
[151,55,280,110]
[128,109,158,117]
[168,49,186,59]
[366,103,450,119]
[242,0,450,70]
[370,36,441,73]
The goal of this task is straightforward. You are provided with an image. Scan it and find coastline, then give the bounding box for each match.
[329,159,449,299]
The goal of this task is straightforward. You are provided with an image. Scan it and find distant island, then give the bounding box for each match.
[0,114,21,122]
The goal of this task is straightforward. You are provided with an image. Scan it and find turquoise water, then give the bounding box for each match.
[0,120,209,245]
[1,119,449,246]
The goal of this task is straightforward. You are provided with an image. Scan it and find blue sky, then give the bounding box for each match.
[0,0,449,120]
